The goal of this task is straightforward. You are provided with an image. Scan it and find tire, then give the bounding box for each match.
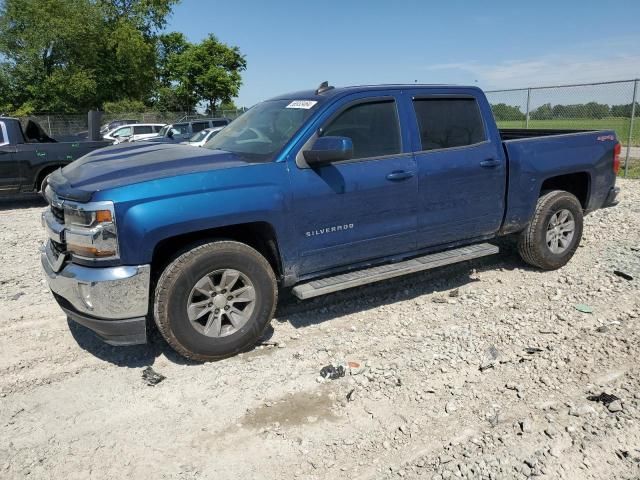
[154,240,277,361]
[517,190,584,270]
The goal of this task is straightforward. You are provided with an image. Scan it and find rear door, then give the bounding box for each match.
[289,93,418,275]
[410,93,506,247]
[0,122,19,193]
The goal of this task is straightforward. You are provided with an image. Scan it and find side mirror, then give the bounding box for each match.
[303,136,353,166]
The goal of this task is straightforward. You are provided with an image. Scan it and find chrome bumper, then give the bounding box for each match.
[41,241,151,321]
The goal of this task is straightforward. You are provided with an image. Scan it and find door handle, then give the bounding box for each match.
[480,159,500,168]
[386,170,414,181]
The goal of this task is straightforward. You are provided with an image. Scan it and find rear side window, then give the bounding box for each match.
[173,123,190,135]
[192,122,209,133]
[211,120,228,127]
[153,125,163,132]
[322,100,401,160]
[413,98,486,151]
[133,125,153,134]
[0,124,4,144]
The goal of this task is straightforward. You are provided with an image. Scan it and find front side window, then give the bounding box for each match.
[321,100,401,160]
[113,126,132,137]
[413,98,486,151]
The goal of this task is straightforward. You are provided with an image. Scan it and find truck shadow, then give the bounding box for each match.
[68,318,277,367]
[69,238,533,367]
[275,237,531,328]
[67,320,200,367]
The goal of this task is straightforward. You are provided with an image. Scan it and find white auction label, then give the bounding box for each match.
[286,100,318,109]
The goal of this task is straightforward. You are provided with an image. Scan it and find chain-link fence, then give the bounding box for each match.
[485,79,639,177]
[22,108,248,138]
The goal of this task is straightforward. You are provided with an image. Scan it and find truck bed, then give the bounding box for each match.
[499,128,617,235]
[499,128,594,141]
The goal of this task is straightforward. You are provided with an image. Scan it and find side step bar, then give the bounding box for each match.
[292,243,499,300]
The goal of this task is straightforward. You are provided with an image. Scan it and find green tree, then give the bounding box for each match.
[490,103,525,121]
[531,103,553,120]
[0,0,104,112]
[171,34,247,113]
[0,0,181,113]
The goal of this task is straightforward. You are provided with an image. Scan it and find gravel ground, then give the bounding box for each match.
[0,181,639,480]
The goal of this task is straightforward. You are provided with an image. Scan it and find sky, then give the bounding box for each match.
[166,0,640,108]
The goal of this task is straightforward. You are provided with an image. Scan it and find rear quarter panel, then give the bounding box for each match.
[502,131,617,233]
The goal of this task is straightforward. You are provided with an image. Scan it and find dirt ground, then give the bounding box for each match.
[1,181,639,480]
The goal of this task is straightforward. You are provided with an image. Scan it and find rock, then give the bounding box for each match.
[521,418,533,433]
[607,400,623,413]
[569,405,596,417]
[445,401,456,414]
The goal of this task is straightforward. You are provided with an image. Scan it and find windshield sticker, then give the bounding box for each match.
[286,100,318,109]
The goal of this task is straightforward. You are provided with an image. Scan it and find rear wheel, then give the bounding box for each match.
[517,190,583,270]
[154,240,277,361]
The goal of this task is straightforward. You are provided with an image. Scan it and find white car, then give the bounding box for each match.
[180,127,224,147]
[104,123,166,143]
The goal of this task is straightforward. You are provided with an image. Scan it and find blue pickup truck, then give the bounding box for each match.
[41,83,621,361]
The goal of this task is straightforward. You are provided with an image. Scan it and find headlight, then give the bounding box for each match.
[63,202,119,259]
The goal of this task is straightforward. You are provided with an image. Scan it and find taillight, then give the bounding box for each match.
[613,142,621,174]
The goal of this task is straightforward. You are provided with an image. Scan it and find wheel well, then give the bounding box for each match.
[35,165,64,191]
[540,172,590,208]
[151,222,283,281]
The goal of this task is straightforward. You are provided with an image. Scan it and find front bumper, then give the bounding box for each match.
[41,242,150,345]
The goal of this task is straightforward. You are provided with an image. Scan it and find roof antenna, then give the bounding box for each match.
[315,81,334,95]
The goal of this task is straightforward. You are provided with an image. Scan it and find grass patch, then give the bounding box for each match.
[620,158,640,179]
[496,117,640,146]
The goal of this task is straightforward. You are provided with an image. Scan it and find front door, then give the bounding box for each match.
[289,95,418,275]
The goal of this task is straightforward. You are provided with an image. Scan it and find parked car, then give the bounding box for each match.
[180,127,224,147]
[0,117,111,195]
[99,119,138,135]
[103,123,165,143]
[41,83,620,361]
[143,118,231,143]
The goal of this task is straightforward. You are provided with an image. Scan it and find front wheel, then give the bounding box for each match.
[154,240,277,361]
[517,190,584,270]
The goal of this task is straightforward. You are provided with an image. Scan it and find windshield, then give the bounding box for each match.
[189,129,211,142]
[204,99,317,161]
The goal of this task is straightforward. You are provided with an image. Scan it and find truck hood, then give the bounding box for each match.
[48,142,251,202]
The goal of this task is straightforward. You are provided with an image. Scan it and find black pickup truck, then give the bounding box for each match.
[0,117,111,196]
